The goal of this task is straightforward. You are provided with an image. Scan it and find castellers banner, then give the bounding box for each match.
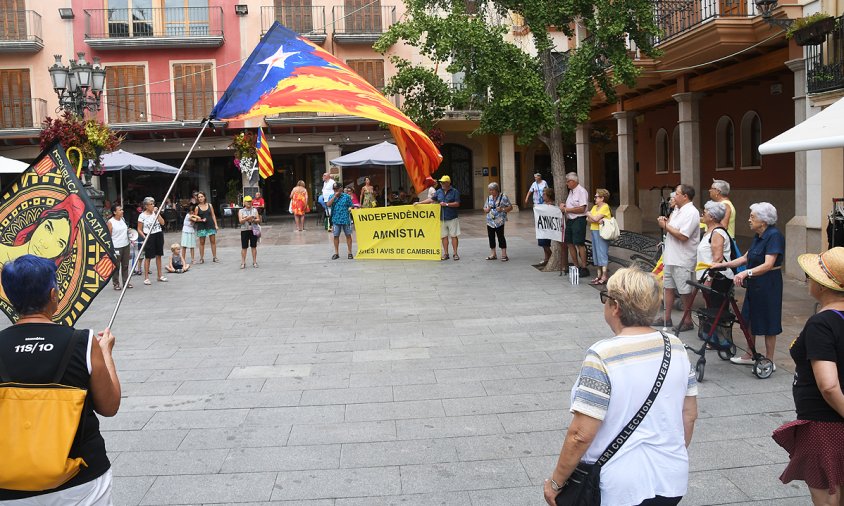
[0,143,117,325]
[533,204,564,242]
[351,204,442,260]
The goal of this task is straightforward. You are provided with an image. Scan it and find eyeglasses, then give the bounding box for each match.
[599,291,614,304]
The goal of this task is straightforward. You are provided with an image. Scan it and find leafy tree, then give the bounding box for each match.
[375,0,660,197]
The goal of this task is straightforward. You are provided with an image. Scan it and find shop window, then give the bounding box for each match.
[655,128,668,174]
[715,116,735,170]
[740,111,761,168]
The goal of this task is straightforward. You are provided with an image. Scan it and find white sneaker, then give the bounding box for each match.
[158,276,168,282]
[730,356,754,365]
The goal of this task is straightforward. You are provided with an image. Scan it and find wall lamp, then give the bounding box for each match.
[235,5,248,16]
[755,0,794,29]
[58,8,74,20]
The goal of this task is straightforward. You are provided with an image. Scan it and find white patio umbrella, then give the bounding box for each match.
[330,142,405,204]
[0,155,29,174]
[100,150,180,205]
[759,97,844,154]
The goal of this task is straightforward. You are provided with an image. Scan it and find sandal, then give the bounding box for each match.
[486,256,497,260]
[198,259,205,264]
[453,254,460,261]
[347,254,353,259]
[240,263,246,269]
[212,257,219,263]
[589,278,602,285]
[113,285,121,291]
[158,276,168,282]
[253,263,259,268]
[441,253,450,261]
[127,283,133,289]
[331,254,339,260]
[143,279,151,285]
[501,256,509,262]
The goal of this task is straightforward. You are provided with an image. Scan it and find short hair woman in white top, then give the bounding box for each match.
[137,197,167,285]
[544,267,698,506]
[697,200,733,280]
[107,204,132,290]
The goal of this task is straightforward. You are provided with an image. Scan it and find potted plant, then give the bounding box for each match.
[786,13,836,46]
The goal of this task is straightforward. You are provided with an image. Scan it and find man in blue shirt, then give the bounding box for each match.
[417,175,461,260]
[524,173,547,208]
[326,182,354,259]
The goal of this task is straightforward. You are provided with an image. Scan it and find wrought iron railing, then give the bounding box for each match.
[448,83,486,112]
[652,0,758,44]
[102,91,223,123]
[0,10,41,43]
[0,98,46,129]
[806,16,844,94]
[331,5,396,34]
[84,7,223,39]
[260,5,326,35]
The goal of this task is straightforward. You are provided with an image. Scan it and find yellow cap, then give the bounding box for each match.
[243,196,253,202]
[438,175,451,183]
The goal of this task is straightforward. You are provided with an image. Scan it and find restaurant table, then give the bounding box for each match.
[220,205,243,229]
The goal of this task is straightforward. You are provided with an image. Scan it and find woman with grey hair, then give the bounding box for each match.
[544,267,697,505]
[137,196,167,285]
[712,202,784,369]
[697,201,733,279]
[483,182,513,261]
[708,179,735,236]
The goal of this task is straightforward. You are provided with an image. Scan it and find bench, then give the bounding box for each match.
[585,230,662,271]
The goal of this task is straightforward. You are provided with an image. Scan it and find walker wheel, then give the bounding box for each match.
[695,358,706,382]
[717,344,737,361]
[753,358,774,379]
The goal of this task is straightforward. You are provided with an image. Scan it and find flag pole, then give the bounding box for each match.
[106,118,212,330]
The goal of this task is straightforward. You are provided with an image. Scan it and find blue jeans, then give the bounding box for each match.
[591,230,609,266]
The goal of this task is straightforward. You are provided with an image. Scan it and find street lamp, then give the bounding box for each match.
[49,52,106,116]
[755,0,794,29]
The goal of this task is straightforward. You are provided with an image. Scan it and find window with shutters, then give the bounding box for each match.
[105,65,147,123]
[274,0,313,33]
[0,69,32,128]
[0,0,27,41]
[172,62,213,120]
[346,59,384,89]
[344,0,381,33]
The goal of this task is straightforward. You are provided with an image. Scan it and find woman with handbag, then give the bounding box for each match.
[544,267,698,506]
[773,247,844,505]
[483,182,513,261]
[587,188,613,284]
[239,196,261,269]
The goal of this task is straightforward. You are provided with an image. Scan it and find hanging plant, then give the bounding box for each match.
[229,131,258,174]
[427,127,445,147]
[39,111,122,174]
[786,13,836,46]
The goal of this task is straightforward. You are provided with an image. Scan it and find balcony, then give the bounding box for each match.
[84,7,224,50]
[331,5,396,44]
[0,98,47,137]
[102,91,225,130]
[0,10,43,52]
[444,83,484,118]
[652,0,758,44]
[264,92,401,124]
[806,16,844,95]
[260,5,327,44]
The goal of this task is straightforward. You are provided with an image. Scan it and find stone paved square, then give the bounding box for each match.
[32,211,816,505]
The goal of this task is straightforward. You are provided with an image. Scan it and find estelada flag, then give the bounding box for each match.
[210,22,442,191]
[0,143,117,325]
[256,128,274,179]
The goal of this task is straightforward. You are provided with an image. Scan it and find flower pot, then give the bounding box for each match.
[794,16,836,46]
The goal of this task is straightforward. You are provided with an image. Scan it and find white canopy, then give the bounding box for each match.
[759,98,844,155]
[100,150,180,173]
[330,141,404,166]
[0,155,29,174]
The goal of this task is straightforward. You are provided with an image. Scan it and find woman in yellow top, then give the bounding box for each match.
[587,188,613,284]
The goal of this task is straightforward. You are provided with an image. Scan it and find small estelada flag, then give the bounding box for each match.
[256,128,274,179]
[0,142,117,325]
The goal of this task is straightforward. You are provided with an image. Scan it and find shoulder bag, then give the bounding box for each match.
[555,332,672,506]
[598,207,620,241]
[0,329,89,491]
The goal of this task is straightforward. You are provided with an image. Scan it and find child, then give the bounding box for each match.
[181,203,197,264]
[166,243,190,273]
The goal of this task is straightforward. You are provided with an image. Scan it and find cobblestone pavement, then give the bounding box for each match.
[34,210,817,505]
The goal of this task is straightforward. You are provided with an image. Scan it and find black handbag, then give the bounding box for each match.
[555,332,672,506]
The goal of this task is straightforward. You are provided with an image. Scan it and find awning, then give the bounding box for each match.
[330,142,404,167]
[759,98,844,155]
[0,155,29,174]
[100,150,180,173]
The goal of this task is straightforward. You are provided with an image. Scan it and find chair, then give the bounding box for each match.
[163,209,178,232]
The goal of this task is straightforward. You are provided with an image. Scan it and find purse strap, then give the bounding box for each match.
[594,331,672,467]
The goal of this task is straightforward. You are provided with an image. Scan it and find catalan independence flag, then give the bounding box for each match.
[210,22,441,190]
[256,128,274,179]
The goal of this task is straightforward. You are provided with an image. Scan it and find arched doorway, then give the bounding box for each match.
[434,143,473,208]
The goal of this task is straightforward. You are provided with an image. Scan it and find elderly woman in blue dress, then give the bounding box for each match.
[712,202,784,369]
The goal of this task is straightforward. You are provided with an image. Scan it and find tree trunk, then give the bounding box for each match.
[539,47,568,272]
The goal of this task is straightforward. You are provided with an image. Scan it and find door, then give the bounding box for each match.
[434,143,473,209]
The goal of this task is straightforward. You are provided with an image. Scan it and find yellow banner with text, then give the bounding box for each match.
[352,204,442,260]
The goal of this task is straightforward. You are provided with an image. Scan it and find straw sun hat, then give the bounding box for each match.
[798,247,844,292]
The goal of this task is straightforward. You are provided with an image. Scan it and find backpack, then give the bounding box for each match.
[710,227,741,274]
[0,330,88,492]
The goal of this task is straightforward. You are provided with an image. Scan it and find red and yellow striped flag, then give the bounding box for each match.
[256,128,274,179]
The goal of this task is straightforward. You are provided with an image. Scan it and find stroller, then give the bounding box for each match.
[128,228,144,276]
[680,268,774,381]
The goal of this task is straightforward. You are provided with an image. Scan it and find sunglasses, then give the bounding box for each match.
[599,291,614,304]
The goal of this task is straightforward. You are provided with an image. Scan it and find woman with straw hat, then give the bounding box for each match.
[774,247,844,506]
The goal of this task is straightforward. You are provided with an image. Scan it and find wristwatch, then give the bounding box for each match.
[747,269,754,277]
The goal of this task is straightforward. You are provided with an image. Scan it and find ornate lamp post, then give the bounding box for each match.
[48,52,106,117]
